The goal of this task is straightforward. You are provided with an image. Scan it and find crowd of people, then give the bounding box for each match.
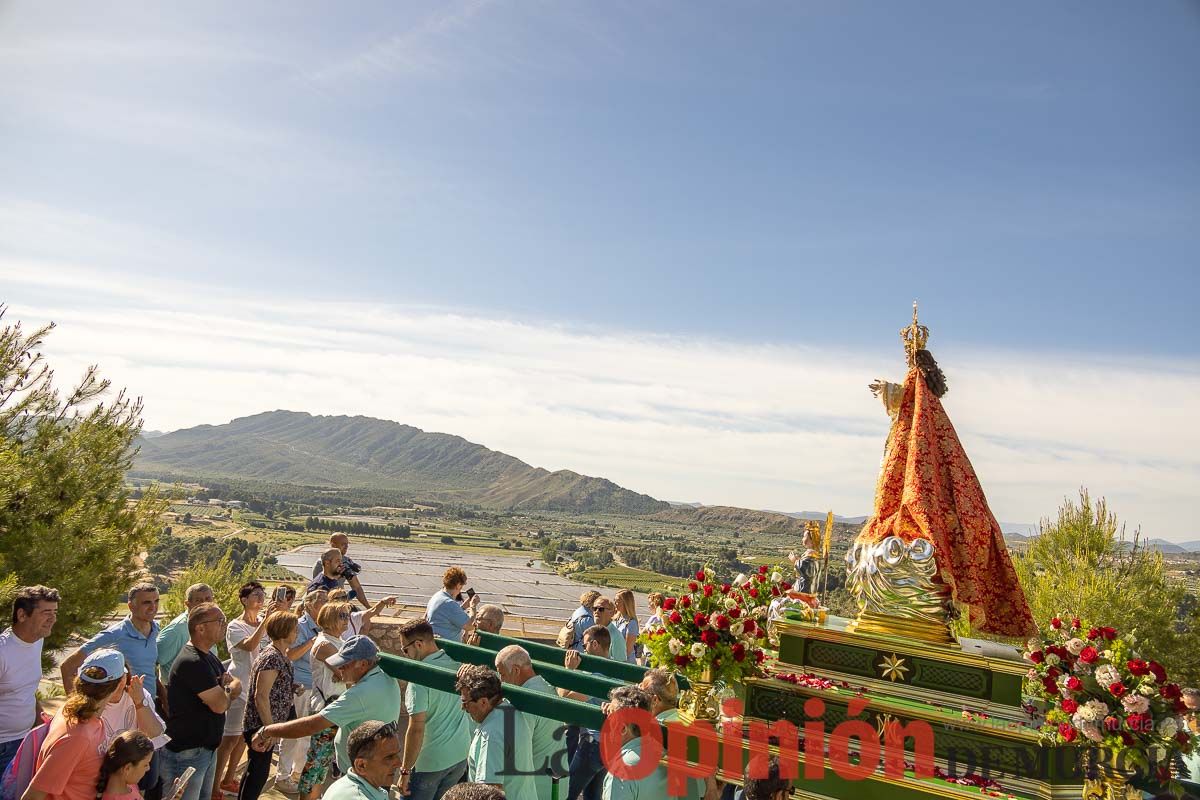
[4,533,1196,800]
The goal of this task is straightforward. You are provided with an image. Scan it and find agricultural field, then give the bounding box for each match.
[572,565,683,593]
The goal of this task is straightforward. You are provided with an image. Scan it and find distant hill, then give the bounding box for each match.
[134,410,668,515]
[651,505,855,540]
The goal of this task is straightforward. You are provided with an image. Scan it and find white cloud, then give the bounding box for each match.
[3,259,1198,542]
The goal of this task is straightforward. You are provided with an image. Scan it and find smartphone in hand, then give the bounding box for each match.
[168,767,195,800]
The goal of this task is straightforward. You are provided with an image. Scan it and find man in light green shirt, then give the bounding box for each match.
[155,582,213,689]
[457,664,538,800]
[592,597,627,661]
[398,618,471,800]
[495,645,567,800]
[602,685,668,800]
[257,635,402,774]
[322,720,401,800]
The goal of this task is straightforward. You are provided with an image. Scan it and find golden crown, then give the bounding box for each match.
[900,301,929,365]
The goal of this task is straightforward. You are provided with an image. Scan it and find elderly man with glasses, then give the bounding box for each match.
[254,635,401,778]
[396,618,472,800]
[321,720,403,800]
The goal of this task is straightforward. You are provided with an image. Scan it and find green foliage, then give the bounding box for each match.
[305,515,410,539]
[1014,490,1200,685]
[0,309,165,651]
[146,532,261,577]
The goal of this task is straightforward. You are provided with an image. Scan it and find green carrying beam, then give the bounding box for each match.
[468,631,691,689]
[378,651,605,729]
[437,639,627,700]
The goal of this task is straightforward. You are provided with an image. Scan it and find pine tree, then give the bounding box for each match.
[1014,489,1200,684]
[0,308,164,652]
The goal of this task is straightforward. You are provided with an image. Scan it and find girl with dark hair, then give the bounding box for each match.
[96,732,154,800]
[22,649,124,800]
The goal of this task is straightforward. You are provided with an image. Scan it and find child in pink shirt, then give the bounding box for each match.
[97,731,153,800]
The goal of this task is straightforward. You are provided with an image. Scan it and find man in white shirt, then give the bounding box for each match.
[0,585,59,775]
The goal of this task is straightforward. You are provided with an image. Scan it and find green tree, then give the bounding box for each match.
[1014,490,1200,685]
[0,309,164,651]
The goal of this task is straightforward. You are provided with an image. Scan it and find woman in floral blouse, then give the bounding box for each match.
[239,612,299,800]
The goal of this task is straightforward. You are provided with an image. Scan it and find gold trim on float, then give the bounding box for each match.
[847,610,960,647]
[751,668,1036,731]
[775,617,1030,677]
[743,677,1044,744]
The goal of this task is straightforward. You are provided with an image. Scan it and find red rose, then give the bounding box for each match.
[669,611,683,624]
[680,596,692,608]
[1050,617,1063,629]
[732,643,746,662]
[1071,617,1081,629]
[721,583,732,594]
[1028,650,1045,664]
[1103,716,1120,732]
[1061,698,1079,714]
[700,630,718,646]
[1087,628,1100,640]
[1100,627,1117,640]
[1120,731,1135,746]
[1161,683,1182,700]
[662,597,676,610]
[674,654,690,667]
[1066,676,1083,691]
[1058,723,1077,742]
[755,649,766,663]
[1177,732,1191,746]
[728,607,741,619]
[688,581,699,592]
[759,565,769,575]
[702,584,714,598]
[742,619,756,634]
[1126,713,1152,733]
[771,585,781,597]
[741,582,752,591]
[1108,682,1127,698]
[714,614,730,630]
[1046,666,1061,679]
[1174,698,1188,713]
[1148,661,1168,683]
[1079,646,1098,664]
[1126,659,1149,677]
[694,613,709,628]
[1042,677,1059,695]
[748,588,759,599]
[696,570,706,581]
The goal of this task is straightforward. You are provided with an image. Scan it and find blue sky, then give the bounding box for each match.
[2,2,1198,539]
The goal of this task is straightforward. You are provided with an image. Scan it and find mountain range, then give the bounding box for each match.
[134,410,667,514]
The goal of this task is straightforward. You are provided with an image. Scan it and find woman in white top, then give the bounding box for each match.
[296,601,351,800]
[215,582,282,795]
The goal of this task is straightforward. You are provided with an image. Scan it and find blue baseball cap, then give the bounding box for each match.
[79,648,126,684]
[327,635,378,668]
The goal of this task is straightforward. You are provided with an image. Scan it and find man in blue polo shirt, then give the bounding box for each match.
[61,582,161,696]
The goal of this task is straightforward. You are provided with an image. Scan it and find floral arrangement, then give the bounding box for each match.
[639,565,777,684]
[1023,616,1195,793]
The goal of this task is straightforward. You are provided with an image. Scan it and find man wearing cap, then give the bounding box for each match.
[254,634,401,775]
[155,583,214,695]
[322,720,402,800]
[160,603,241,800]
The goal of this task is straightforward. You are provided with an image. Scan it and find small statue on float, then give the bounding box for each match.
[786,521,823,593]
